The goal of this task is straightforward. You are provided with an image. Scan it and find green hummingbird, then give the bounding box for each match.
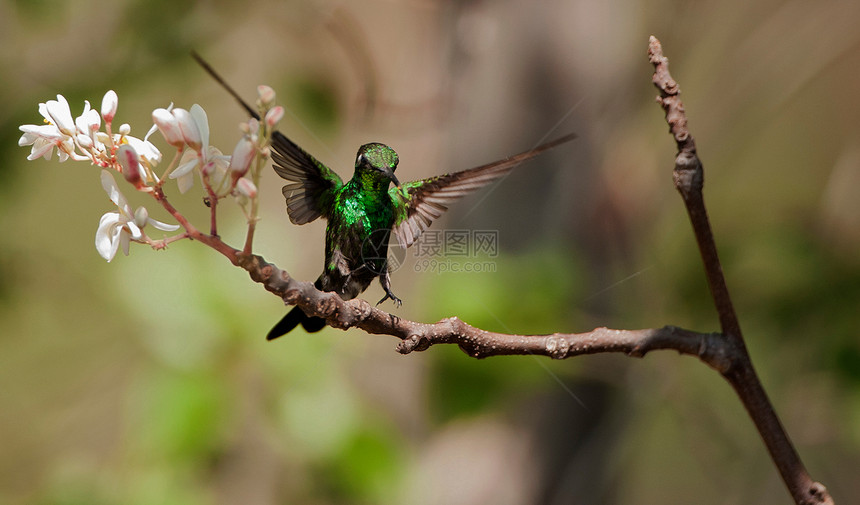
[265,131,575,339]
[190,53,575,340]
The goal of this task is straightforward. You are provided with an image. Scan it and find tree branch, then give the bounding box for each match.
[175,38,832,505]
[234,252,732,364]
[648,35,833,505]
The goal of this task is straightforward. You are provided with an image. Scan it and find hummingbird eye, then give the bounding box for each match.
[356,153,367,166]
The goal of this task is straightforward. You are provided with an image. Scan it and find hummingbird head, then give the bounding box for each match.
[355,143,401,188]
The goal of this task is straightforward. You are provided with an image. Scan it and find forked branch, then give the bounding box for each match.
[648,35,832,505]
[180,39,832,505]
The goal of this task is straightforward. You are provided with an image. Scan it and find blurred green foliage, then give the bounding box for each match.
[287,77,341,135]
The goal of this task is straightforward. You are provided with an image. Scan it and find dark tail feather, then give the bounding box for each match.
[266,306,326,340]
[191,51,260,120]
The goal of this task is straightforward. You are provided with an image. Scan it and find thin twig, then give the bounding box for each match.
[648,35,833,505]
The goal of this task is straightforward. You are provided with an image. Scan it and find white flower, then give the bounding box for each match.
[172,146,231,194]
[95,170,178,261]
[96,170,141,261]
[18,94,84,162]
[42,95,76,136]
[74,100,101,137]
[168,104,229,193]
[172,107,202,151]
[124,134,162,172]
[72,101,102,160]
[18,124,69,161]
[19,91,164,177]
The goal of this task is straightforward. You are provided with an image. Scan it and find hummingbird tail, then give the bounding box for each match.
[266,306,327,340]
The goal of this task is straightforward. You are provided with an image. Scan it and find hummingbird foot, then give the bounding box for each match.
[377,270,402,307]
[376,292,402,307]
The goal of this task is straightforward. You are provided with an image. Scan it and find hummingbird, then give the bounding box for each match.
[265,131,575,339]
[191,53,575,340]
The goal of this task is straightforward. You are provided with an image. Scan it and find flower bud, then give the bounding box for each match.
[117,144,142,187]
[235,177,257,199]
[265,106,284,129]
[257,85,275,106]
[101,90,118,124]
[133,206,149,228]
[118,123,131,136]
[229,136,255,180]
[152,108,184,147]
[173,108,202,151]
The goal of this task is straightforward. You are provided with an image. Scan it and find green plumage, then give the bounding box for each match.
[321,144,398,295]
[265,132,575,340]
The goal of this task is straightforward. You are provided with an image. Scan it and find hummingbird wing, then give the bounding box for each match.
[271,132,344,224]
[190,52,343,225]
[389,133,576,248]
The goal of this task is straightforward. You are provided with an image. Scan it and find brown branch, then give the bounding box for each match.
[233,252,732,365]
[152,187,238,260]
[648,36,833,505]
[649,37,741,342]
[174,41,833,504]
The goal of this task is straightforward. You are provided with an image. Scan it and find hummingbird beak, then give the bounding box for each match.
[387,170,401,189]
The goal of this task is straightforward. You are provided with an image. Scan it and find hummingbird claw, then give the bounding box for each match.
[377,270,401,307]
[376,292,402,308]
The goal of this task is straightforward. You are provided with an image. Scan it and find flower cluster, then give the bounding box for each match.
[18,87,282,261]
[18,91,161,174]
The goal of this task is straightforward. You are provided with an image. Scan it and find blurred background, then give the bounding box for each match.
[2,0,859,503]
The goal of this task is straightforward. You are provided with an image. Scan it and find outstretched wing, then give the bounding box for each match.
[191,51,343,224]
[389,133,575,248]
[271,132,343,224]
